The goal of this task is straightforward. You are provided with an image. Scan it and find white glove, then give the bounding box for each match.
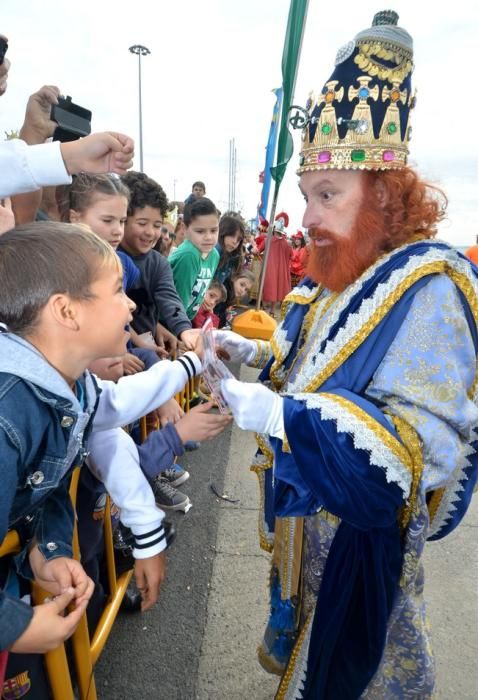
[221,378,284,438]
[213,330,257,364]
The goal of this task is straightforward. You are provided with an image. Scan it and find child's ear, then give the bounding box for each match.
[69,209,81,224]
[48,294,80,331]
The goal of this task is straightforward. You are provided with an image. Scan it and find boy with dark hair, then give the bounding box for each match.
[0,222,212,656]
[184,181,206,205]
[169,197,220,320]
[119,171,197,356]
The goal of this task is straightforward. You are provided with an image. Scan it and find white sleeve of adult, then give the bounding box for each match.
[93,352,202,431]
[87,428,166,558]
[0,139,71,198]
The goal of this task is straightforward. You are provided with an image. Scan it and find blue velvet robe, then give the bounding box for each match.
[248,241,478,699]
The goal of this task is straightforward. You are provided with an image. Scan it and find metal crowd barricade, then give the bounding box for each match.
[1,376,195,699]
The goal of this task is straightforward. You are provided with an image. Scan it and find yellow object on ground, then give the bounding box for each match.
[232,309,277,340]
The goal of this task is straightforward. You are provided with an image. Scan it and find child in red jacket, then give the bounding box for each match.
[192,280,227,329]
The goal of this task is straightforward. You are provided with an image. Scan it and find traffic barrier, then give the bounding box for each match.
[1,375,195,698]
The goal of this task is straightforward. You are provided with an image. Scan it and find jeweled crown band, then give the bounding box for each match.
[297,10,415,174]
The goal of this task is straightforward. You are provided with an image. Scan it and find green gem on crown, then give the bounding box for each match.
[387,123,397,135]
[321,123,332,135]
[351,149,366,162]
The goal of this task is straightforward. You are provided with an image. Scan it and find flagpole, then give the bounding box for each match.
[256,182,279,311]
[255,0,309,312]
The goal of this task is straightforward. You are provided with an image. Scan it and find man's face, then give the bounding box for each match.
[193,185,205,198]
[122,206,163,255]
[300,170,387,292]
[300,170,364,241]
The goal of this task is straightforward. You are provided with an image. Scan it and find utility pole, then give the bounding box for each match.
[128,44,151,172]
[228,138,237,211]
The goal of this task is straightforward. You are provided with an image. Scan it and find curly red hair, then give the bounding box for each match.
[306,167,448,292]
[364,167,448,250]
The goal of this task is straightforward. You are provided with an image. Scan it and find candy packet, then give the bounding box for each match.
[200,318,233,414]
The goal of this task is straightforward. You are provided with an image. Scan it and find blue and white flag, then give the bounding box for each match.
[258,87,283,220]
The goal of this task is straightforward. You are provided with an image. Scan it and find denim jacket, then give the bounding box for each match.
[0,332,202,649]
[0,333,100,649]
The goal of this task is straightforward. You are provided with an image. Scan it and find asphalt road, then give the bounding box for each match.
[95,395,237,699]
[95,364,478,700]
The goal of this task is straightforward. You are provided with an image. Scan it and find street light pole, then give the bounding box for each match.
[129,44,151,172]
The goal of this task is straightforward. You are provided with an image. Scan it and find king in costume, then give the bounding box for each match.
[217,10,478,700]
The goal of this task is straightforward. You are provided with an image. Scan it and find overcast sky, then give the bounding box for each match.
[2,0,477,244]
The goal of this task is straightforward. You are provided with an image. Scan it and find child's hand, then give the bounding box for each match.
[134,552,166,611]
[9,588,88,653]
[0,197,14,235]
[156,324,178,356]
[156,398,184,426]
[29,547,94,605]
[122,352,145,375]
[179,328,201,352]
[175,402,232,444]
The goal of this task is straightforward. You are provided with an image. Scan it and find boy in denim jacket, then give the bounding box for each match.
[0,223,228,655]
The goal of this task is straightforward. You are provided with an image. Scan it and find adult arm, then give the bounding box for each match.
[272,276,478,530]
[12,85,60,223]
[0,132,134,198]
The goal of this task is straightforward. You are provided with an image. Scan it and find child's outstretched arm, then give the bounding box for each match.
[174,402,232,444]
[92,351,203,430]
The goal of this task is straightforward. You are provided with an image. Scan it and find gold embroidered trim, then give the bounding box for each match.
[282,434,291,453]
[250,465,274,553]
[427,486,445,527]
[255,433,274,465]
[390,414,425,530]
[270,291,338,388]
[249,339,271,369]
[275,611,314,700]
[320,392,414,476]
[302,261,477,394]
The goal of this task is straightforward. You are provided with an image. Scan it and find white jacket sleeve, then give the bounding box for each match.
[0,139,71,197]
[87,428,166,558]
[93,352,202,431]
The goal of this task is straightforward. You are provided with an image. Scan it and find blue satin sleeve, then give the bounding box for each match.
[273,388,410,530]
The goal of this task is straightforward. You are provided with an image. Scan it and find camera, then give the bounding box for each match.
[0,37,8,65]
[50,95,92,142]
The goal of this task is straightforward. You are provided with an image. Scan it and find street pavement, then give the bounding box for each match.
[96,365,478,699]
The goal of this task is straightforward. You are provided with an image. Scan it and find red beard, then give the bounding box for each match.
[306,201,387,292]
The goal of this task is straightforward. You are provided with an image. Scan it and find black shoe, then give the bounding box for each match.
[163,520,176,549]
[121,579,142,613]
[113,523,135,575]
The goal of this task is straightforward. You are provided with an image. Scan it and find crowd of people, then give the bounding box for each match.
[1,7,477,699]
[0,32,311,692]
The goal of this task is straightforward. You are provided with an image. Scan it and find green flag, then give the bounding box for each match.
[270,0,309,186]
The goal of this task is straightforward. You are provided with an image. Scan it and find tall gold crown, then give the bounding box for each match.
[298,10,416,173]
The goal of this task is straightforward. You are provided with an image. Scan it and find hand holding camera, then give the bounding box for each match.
[20,85,61,145]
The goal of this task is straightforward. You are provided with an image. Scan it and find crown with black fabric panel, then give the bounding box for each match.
[297,10,416,173]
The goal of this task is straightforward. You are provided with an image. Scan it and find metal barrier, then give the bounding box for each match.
[1,375,196,698]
